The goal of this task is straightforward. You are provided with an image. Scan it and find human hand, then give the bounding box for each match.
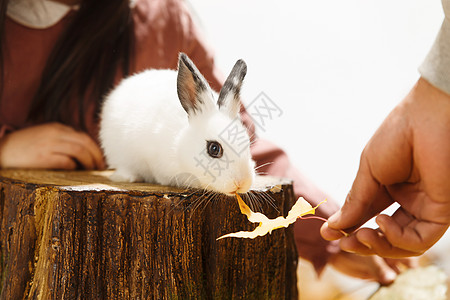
[328,251,417,285]
[321,78,450,257]
[0,122,105,170]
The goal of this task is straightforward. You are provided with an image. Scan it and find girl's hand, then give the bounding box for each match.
[0,122,105,170]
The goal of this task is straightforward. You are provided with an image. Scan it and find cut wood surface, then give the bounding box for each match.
[0,169,298,299]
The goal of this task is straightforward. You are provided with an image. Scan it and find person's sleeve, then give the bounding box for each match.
[419,0,450,95]
[175,0,340,274]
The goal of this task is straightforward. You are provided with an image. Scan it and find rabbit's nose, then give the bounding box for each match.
[234,177,252,194]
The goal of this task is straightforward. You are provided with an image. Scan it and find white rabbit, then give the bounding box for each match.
[99,53,255,195]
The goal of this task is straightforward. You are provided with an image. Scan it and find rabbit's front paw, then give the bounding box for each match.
[109,170,143,183]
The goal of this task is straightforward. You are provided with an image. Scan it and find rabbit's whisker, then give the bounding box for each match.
[255,161,274,170]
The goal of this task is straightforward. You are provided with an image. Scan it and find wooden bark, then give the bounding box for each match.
[0,170,298,299]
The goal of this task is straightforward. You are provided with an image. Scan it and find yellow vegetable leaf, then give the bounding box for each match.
[217,194,326,240]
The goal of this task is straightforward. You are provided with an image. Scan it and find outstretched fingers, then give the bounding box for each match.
[339,228,422,258]
[375,209,449,254]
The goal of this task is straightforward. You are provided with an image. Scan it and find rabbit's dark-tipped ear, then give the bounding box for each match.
[217,59,247,118]
[177,53,209,115]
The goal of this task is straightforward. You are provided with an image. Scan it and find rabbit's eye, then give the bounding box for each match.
[207,141,223,158]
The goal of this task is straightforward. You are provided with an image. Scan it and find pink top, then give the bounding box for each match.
[1,0,338,273]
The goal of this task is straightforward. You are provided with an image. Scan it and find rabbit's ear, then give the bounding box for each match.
[217,59,247,118]
[177,53,209,115]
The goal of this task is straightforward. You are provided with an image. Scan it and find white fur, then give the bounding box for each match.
[100,68,255,195]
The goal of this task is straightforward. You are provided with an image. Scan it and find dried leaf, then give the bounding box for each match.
[217,194,326,240]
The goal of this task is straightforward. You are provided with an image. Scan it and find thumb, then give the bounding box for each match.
[321,155,392,240]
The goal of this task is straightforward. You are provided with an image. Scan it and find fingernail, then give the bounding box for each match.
[382,271,397,285]
[377,219,386,233]
[341,248,356,254]
[327,211,341,224]
[359,240,372,250]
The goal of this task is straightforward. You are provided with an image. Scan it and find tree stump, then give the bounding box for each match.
[0,170,298,299]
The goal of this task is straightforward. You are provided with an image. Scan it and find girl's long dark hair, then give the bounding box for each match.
[0,0,7,93]
[0,0,134,130]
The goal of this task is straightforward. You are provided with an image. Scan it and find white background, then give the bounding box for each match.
[188,0,449,295]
